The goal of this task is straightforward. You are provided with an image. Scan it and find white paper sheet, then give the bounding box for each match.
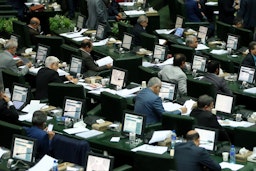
[28,155,57,171]
[92,38,108,46]
[63,127,89,134]
[218,119,255,127]
[75,130,103,139]
[131,144,168,154]
[205,2,218,6]
[124,10,145,16]
[195,44,210,51]
[210,49,228,55]
[118,2,135,6]
[95,56,113,67]
[0,148,9,158]
[182,99,196,116]
[155,29,175,35]
[149,130,171,144]
[142,58,174,67]
[219,162,244,171]
[163,102,182,112]
[72,36,90,42]
[243,87,256,94]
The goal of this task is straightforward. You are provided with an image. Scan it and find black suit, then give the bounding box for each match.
[218,0,236,25]
[132,23,146,46]
[238,0,256,30]
[0,99,19,124]
[28,26,40,45]
[242,53,255,67]
[35,67,66,100]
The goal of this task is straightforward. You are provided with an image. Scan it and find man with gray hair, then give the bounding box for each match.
[185,35,199,49]
[134,77,187,124]
[35,56,78,100]
[0,39,32,86]
[132,15,148,46]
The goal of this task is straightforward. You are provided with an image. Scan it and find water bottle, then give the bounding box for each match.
[230,145,236,164]
[170,130,176,156]
[4,88,11,98]
[52,160,58,171]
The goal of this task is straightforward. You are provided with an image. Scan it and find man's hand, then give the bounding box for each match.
[26,62,33,68]
[1,94,10,103]
[180,107,187,114]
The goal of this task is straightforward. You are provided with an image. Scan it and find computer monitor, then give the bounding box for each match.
[109,67,128,89]
[69,55,84,77]
[10,34,21,50]
[174,28,184,37]
[11,83,31,111]
[62,96,86,120]
[121,111,146,139]
[192,55,207,72]
[85,152,114,171]
[95,23,106,40]
[197,26,208,43]
[152,44,168,62]
[76,14,86,29]
[35,43,50,64]
[121,32,133,51]
[238,65,255,84]
[175,15,184,29]
[159,81,177,101]
[215,93,235,115]
[11,134,37,165]
[194,126,218,152]
[226,34,239,50]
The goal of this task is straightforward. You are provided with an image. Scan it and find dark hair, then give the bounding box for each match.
[186,131,200,141]
[173,53,186,66]
[249,41,256,52]
[233,16,243,26]
[197,94,214,109]
[207,60,220,73]
[32,110,47,126]
[81,40,92,48]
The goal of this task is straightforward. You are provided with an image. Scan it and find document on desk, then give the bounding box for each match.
[218,119,255,127]
[149,130,172,144]
[243,87,256,94]
[195,44,210,51]
[131,144,168,154]
[155,29,175,35]
[92,38,108,46]
[116,87,141,97]
[95,56,113,67]
[142,58,174,67]
[210,49,228,55]
[72,36,90,42]
[118,2,134,6]
[205,2,218,6]
[28,154,57,171]
[29,67,41,74]
[63,127,89,134]
[60,28,88,38]
[219,162,243,171]
[124,10,145,16]
[75,129,103,139]
[182,99,197,116]
[163,102,182,112]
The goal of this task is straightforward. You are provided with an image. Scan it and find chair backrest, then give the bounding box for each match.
[170,44,195,63]
[35,35,65,57]
[12,20,31,48]
[48,82,86,108]
[0,120,25,149]
[187,77,216,98]
[162,113,196,137]
[118,22,133,40]
[184,21,210,31]
[233,127,256,151]
[233,27,253,47]
[0,5,13,10]
[60,44,81,64]
[140,32,159,51]
[100,91,127,122]
[2,69,26,92]
[216,21,232,41]
[209,55,235,73]
[138,66,158,83]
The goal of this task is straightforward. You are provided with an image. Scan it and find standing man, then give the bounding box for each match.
[238,0,256,32]
[218,0,239,25]
[132,15,148,46]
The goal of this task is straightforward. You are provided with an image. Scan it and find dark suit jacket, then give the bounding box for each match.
[175,141,221,171]
[0,99,19,124]
[190,108,230,141]
[238,0,256,29]
[185,0,203,22]
[132,23,146,46]
[28,26,40,45]
[35,67,66,100]
[241,53,255,67]
[201,73,233,95]
[218,0,236,25]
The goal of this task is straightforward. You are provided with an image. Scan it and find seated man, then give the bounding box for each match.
[241,41,256,67]
[158,53,187,97]
[132,15,148,46]
[175,130,221,171]
[190,94,230,141]
[35,56,78,100]
[134,77,187,124]
[80,39,112,77]
[24,110,55,159]
[185,35,198,49]
[0,84,19,124]
[27,17,41,45]
[201,60,232,95]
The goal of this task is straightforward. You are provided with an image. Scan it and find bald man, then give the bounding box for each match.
[27,17,41,45]
[174,130,221,171]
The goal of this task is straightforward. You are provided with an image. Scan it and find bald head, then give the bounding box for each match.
[186,130,200,146]
[29,17,40,29]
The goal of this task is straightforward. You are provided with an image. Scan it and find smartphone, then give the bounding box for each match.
[47,124,54,132]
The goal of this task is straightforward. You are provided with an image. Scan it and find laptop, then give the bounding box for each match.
[84,152,114,171]
[94,23,107,42]
[11,83,31,111]
[197,26,208,44]
[215,93,235,117]
[159,81,178,102]
[62,96,86,120]
[174,27,185,38]
[69,55,84,77]
[237,65,255,85]
[34,43,50,68]
[109,67,128,90]
[191,55,208,75]
[152,44,168,63]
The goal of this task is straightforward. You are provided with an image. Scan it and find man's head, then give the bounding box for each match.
[207,60,220,75]
[233,16,243,28]
[186,130,200,146]
[185,35,198,49]
[4,39,18,55]
[29,17,40,30]
[147,77,162,95]
[197,94,214,111]
[32,110,47,129]
[249,41,256,56]
[137,15,148,29]
[45,56,60,71]
[81,39,93,53]
[173,53,186,68]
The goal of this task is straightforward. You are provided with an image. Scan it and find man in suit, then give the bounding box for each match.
[185,0,206,22]
[80,39,112,77]
[134,77,187,124]
[190,94,230,141]
[185,35,198,49]
[218,0,239,25]
[238,0,256,31]
[241,41,256,67]
[132,15,148,46]
[27,17,41,45]
[0,39,32,86]
[35,56,77,100]
[175,130,221,171]
[201,60,232,95]
[158,53,187,97]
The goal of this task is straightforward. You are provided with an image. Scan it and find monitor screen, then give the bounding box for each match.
[10,34,21,50]
[10,34,19,42]
[110,67,128,88]
[63,96,86,119]
[11,83,30,110]
[175,15,184,29]
[121,111,146,138]
[36,44,50,63]
[226,34,239,50]
[192,55,207,72]
[69,55,83,76]
[238,65,255,84]
[194,126,218,152]
[11,134,36,164]
[76,14,86,29]
[122,33,133,51]
[215,93,234,114]
[197,26,208,42]
[95,23,106,40]
[159,81,177,101]
[153,44,167,61]
[85,152,114,171]
[174,28,184,37]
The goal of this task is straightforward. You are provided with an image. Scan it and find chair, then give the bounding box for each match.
[233,127,256,151]
[138,66,158,83]
[209,55,235,73]
[100,91,127,122]
[0,120,26,149]
[12,20,33,48]
[170,44,195,63]
[2,69,26,92]
[35,35,65,58]
[187,77,216,98]
[184,21,210,31]
[0,10,18,17]
[140,32,158,51]
[0,5,13,10]
[233,27,253,47]
[162,113,196,137]
[117,22,133,40]
[48,83,86,108]
[216,21,232,41]
[60,44,81,63]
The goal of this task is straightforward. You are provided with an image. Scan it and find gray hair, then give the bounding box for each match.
[4,39,18,50]
[147,77,161,88]
[137,15,148,24]
[45,56,60,67]
[197,94,214,109]
[185,35,196,46]
[32,110,47,126]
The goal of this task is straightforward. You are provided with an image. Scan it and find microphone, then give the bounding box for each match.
[118,78,124,80]
[16,152,32,155]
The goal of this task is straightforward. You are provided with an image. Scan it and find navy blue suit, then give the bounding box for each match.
[132,23,146,46]
[185,0,203,22]
[242,53,255,67]
[175,141,221,171]
[134,88,180,124]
